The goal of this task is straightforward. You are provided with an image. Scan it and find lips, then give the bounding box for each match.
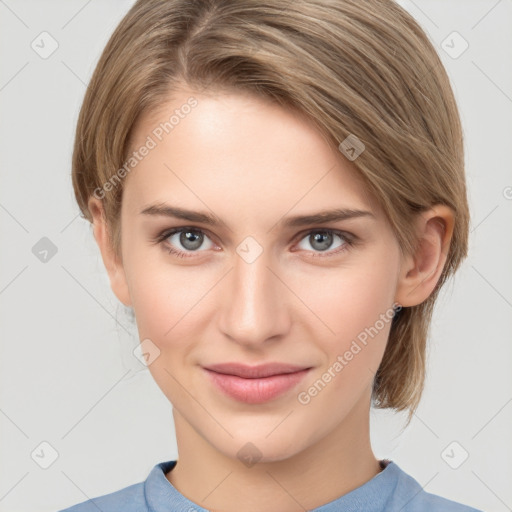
[203,362,312,403]
[204,362,310,378]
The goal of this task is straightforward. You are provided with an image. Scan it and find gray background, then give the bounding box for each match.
[0,1,511,511]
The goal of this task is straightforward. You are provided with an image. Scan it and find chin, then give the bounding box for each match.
[207,427,310,467]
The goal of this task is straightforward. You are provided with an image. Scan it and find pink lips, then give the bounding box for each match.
[203,362,311,404]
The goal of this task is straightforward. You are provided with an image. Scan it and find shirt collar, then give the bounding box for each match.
[145,459,398,512]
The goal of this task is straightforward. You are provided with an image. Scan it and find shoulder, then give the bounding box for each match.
[387,462,483,512]
[57,481,146,512]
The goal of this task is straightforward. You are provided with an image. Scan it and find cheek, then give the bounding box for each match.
[124,246,214,347]
[298,257,397,342]
[295,265,396,419]
[292,250,399,398]
[124,260,210,401]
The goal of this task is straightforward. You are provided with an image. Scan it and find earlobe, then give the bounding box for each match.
[395,205,454,308]
[88,197,132,307]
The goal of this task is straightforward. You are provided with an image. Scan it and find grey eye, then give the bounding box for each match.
[167,229,214,252]
[297,231,345,252]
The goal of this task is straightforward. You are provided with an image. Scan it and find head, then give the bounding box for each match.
[72,0,469,461]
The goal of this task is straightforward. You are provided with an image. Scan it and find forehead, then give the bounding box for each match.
[122,89,379,221]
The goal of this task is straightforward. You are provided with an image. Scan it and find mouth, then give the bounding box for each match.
[202,362,312,404]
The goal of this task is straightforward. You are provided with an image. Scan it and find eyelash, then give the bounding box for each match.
[153,227,356,259]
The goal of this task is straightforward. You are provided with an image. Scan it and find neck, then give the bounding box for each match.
[166,394,380,512]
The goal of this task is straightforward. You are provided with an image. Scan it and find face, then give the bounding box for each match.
[97,87,407,463]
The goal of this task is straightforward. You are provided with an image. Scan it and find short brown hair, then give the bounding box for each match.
[71,0,470,426]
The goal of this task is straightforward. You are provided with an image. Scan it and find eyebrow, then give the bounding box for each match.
[139,203,375,228]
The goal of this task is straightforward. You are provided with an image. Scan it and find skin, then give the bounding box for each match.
[89,86,454,512]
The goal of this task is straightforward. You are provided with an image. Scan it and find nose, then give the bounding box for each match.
[217,241,291,348]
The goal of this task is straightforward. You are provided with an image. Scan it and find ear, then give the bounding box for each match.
[394,205,455,307]
[88,197,132,307]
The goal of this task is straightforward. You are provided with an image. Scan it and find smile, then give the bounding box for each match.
[202,363,312,404]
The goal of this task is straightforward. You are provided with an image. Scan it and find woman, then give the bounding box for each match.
[59,0,481,510]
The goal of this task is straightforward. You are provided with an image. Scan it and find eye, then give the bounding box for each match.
[294,229,354,258]
[156,227,216,258]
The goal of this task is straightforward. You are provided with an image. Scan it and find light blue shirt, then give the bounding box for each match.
[58,459,483,511]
